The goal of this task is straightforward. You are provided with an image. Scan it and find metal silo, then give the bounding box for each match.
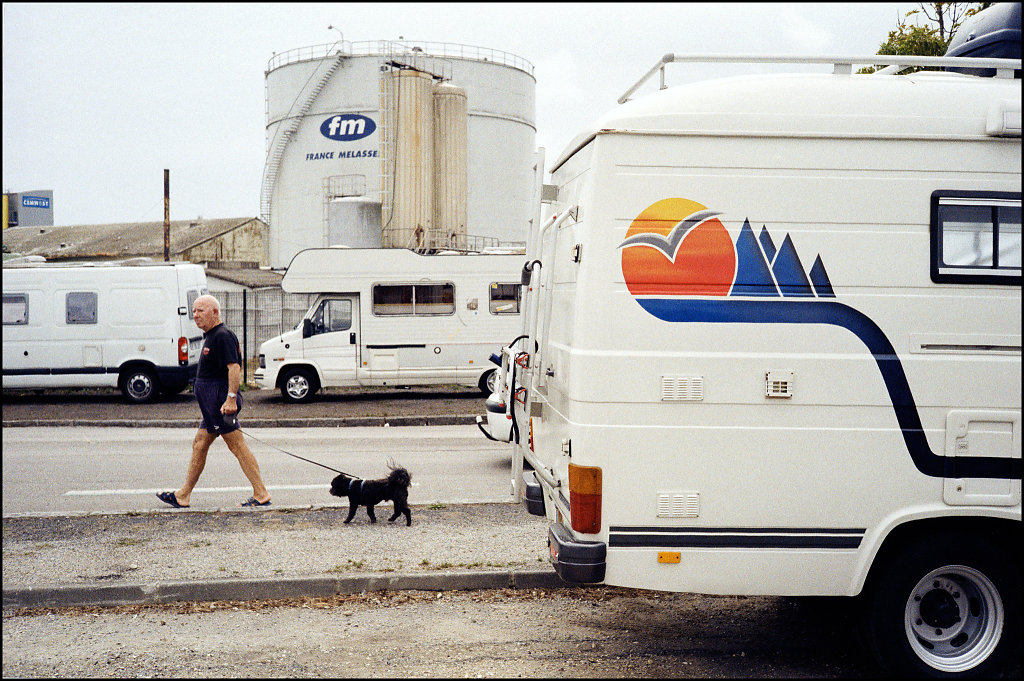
[381,68,435,250]
[432,82,468,250]
[262,41,535,267]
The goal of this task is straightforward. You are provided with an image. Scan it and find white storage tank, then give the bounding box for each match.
[433,81,469,250]
[263,41,536,267]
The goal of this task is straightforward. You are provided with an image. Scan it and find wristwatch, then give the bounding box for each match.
[227,392,237,398]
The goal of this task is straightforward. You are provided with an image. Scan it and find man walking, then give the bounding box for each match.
[157,294,271,508]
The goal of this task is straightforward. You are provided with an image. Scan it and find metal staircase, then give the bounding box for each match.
[260,51,347,226]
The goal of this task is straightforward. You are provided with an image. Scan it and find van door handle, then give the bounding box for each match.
[350,333,356,345]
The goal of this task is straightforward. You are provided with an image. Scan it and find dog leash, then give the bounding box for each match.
[240,427,354,477]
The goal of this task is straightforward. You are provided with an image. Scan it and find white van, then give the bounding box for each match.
[484,45,1022,678]
[254,248,525,402]
[2,259,208,403]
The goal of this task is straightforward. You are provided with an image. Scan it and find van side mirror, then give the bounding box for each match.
[302,318,312,338]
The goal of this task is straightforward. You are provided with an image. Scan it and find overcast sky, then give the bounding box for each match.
[2,2,916,226]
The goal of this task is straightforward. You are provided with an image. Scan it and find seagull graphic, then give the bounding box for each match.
[618,210,722,260]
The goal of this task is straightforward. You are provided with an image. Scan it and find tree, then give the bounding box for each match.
[859,2,990,73]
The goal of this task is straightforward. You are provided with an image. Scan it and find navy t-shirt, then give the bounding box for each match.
[197,323,241,381]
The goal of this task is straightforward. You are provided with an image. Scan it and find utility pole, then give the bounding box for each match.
[163,169,170,261]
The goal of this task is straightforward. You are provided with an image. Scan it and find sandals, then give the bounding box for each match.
[240,496,271,507]
[156,491,189,508]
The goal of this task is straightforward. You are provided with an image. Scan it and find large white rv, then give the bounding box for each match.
[2,259,208,403]
[254,248,525,402]
[482,22,1021,680]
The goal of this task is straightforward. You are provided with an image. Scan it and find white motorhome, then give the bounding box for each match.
[482,22,1021,679]
[2,259,208,403]
[254,248,525,402]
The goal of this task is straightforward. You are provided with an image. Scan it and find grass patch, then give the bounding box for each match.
[116,537,148,547]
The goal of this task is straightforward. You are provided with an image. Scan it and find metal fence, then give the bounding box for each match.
[218,288,316,377]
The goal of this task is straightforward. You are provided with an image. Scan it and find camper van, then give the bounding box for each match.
[481,23,1021,680]
[254,248,525,402]
[2,259,208,403]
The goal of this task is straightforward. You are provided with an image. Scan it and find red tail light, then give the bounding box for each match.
[178,336,189,363]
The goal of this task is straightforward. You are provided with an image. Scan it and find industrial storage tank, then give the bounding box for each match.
[262,40,536,268]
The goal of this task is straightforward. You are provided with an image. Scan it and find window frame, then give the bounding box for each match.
[2,292,29,326]
[488,282,522,315]
[371,282,455,317]
[930,190,1021,285]
[65,291,99,325]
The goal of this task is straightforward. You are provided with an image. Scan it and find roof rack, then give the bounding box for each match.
[618,54,1023,103]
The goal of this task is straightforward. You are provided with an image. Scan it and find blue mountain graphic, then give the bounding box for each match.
[773,234,815,297]
[730,220,779,297]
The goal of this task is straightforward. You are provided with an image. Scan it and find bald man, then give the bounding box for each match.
[157,294,271,508]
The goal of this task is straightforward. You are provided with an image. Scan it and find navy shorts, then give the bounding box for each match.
[194,379,242,435]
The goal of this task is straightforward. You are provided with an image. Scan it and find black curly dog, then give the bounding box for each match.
[330,463,412,526]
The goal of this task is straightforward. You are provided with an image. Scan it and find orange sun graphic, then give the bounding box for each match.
[620,198,737,297]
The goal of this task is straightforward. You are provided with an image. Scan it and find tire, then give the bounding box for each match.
[120,366,160,404]
[859,532,1020,678]
[280,367,318,404]
[479,369,498,395]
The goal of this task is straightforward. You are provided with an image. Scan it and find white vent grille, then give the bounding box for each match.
[765,371,794,398]
[662,375,704,401]
[657,492,700,518]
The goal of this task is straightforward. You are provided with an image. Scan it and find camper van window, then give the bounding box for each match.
[372,284,454,316]
[2,293,28,325]
[65,291,98,325]
[489,283,521,314]
[310,299,352,335]
[932,192,1022,284]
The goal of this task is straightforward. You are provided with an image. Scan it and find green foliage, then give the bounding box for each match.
[858,2,989,74]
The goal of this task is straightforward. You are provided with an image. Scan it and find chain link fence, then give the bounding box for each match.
[217,288,316,380]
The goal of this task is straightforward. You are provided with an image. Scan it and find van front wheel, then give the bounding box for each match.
[120,367,160,404]
[280,367,318,403]
[860,533,1019,678]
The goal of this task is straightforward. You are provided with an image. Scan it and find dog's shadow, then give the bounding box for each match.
[329,464,412,526]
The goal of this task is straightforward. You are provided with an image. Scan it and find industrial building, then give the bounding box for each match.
[262,40,538,268]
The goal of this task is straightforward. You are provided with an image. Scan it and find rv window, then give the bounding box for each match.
[931,192,1022,284]
[489,283,521,314]
[3,293,28,325]
[66,291,98,325]
[372,284,454,316]
[310,299,352,335]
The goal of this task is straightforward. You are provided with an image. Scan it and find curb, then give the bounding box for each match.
[1,415,480,428]
[3,569,568,610]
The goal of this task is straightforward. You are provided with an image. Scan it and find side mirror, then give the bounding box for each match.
[302,318,312,338]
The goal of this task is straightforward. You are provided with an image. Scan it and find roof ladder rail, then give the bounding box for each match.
[260,51,347,226]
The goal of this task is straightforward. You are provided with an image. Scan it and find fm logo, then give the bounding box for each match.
[320,114,376,141]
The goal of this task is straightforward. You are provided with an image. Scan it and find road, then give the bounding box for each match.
[1,425,514,516]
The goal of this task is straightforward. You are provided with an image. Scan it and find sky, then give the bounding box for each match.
[2,2,917,227]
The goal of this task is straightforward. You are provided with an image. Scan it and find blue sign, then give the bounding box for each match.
[320,114,376,141]
[22,196,50,209]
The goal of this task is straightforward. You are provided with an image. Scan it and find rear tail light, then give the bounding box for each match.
[568,462,601,534]
[178,336,188,364]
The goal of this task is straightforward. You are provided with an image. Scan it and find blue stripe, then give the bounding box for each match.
[636,298,1020,480]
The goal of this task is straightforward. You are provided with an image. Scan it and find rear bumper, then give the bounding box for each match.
[155,363,197,387]
[548,522,606,584]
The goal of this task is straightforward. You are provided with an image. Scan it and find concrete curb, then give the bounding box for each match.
[3,569,568,610]
[1,415,480,428]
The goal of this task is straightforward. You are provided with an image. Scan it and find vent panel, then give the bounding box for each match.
[657,492,700,518]
[662,375,704,401]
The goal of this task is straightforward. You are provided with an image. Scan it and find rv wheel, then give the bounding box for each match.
[280,367,318,403]
[859,532,1020,678]
[479,369,498,395]
[120,367,160,404]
